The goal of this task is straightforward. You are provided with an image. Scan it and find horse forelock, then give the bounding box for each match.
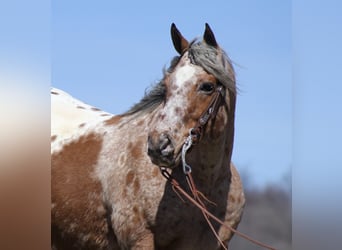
[188,40,236,94]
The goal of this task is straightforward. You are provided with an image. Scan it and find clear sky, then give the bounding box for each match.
[52,0,291,188]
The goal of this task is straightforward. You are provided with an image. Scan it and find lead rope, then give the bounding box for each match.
[161,131,276,250]
[160,169,276,250]
[181,133,227,249]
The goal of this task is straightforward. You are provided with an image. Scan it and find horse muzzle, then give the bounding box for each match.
[147,133,176,167]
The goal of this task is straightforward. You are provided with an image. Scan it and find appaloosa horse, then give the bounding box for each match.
[51,23,245,250]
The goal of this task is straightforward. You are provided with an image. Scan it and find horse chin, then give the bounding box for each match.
[149,154,175,168]
[149,152,181,169]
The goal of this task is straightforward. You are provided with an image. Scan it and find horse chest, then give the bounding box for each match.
[151,180,228,249]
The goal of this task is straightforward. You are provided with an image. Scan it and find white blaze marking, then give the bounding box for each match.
[174,63,197,87]
[154,61,200,134]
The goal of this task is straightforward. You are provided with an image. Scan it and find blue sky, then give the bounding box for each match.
[52,0,291,188]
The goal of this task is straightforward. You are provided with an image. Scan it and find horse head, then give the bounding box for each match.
[147,23,236,169]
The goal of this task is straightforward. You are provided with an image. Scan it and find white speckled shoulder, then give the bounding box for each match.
[51,87,113,153]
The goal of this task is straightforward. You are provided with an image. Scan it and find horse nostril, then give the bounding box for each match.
[159,133,174,156]
[159,134,170,150]
[161,144,174,156]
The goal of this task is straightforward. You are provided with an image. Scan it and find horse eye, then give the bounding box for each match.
[199,82,215,93]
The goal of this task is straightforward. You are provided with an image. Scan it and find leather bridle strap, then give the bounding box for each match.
[180,85,225,174]
[190,85,225,144]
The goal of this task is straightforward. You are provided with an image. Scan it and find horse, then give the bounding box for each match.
[51,23,245,250]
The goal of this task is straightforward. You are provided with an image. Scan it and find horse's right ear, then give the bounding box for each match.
[171,23,189,54]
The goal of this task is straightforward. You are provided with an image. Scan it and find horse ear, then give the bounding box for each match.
[203,23,218,48]
[171,23,189,54]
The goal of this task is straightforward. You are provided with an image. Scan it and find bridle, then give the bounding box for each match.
[160,85,276,250]
[181,84,225,174]
[188,85,225,144]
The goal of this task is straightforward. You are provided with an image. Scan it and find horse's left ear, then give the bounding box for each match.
[203,23,218,48]
[171,23,189,54]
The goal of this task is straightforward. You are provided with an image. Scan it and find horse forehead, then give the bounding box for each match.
[173,57,205,88]
[173,64,197,87]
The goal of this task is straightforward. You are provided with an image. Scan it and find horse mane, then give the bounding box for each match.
[123,40,236,116]
[122,56,180,116]
[123,80,167,116]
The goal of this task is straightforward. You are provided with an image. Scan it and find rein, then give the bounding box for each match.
[160,86,276,250]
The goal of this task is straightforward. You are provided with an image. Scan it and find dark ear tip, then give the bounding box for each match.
[204,23,212,33]
[170,23,189,54]
[203,23,218,47]
[170,23,178,39]
[205,23,212,31]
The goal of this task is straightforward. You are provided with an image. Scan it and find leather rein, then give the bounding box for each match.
[159,85,276,250]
